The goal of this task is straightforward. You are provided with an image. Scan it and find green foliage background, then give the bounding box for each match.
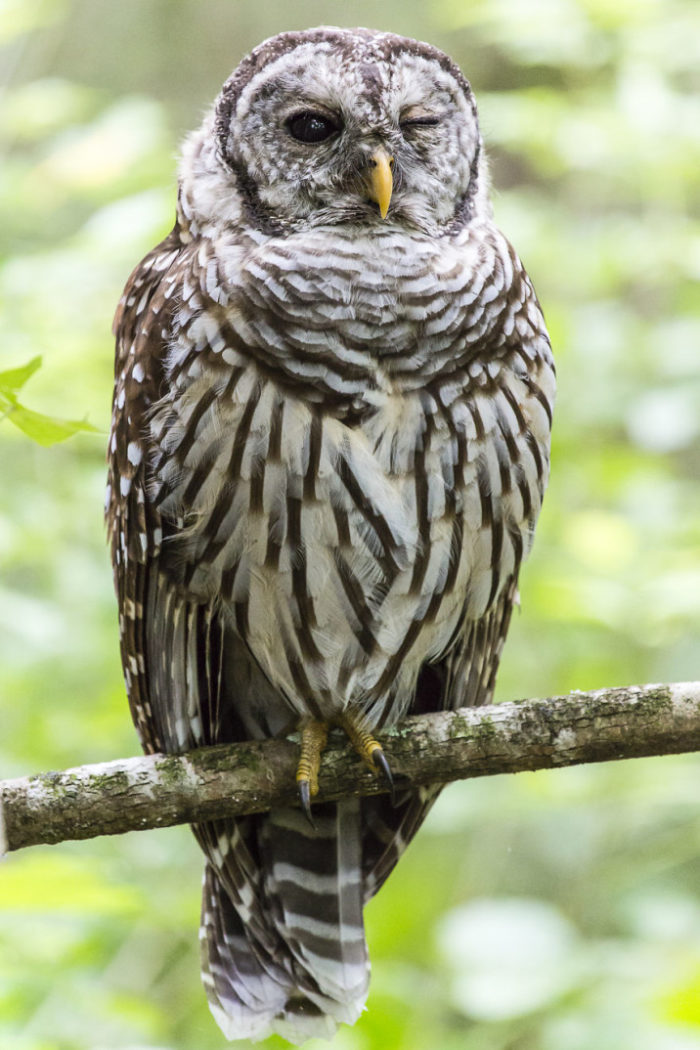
[1,1,699,1048]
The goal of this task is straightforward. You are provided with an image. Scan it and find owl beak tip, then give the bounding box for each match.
[366,149,393,220]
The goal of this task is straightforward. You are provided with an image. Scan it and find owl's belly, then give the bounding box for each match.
[151,361,541,724]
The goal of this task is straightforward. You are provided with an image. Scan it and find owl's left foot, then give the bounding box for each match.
[295,715,394,824]
[338,714,395,800]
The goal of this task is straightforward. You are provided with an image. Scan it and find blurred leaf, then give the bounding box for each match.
[0,79,99,145]
[0,358,99,444]
[653,969,700,1029]
[1,398,99,444]
[0,356,42,393]
[437,898,581,1021]
[0,0,68,45]
[0,853,143,915]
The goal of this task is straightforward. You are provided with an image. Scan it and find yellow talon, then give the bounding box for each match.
[339,714,381,767]
[296,720,328,824]
[295,713,395,824]
[339,713,394,798]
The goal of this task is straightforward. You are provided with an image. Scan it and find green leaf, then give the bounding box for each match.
[0,358,100,444]
[2,400,99,446]
[0,356,42,394]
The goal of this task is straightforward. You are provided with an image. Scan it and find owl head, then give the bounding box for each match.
[179,27,489,238]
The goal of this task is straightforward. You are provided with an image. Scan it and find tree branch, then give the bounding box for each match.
[3,682,699,854]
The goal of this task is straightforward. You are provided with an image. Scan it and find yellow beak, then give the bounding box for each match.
[366,149,393,219]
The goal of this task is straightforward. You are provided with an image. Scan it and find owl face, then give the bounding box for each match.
[182,28,486,238]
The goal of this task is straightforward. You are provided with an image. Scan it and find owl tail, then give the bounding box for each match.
[199,797,370,1044]
[200,862,291,1041]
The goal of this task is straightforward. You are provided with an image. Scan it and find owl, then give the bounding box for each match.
[107,26,554,1044]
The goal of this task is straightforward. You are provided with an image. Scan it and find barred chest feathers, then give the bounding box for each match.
[109,27,556,1044]
[149,219,553,726]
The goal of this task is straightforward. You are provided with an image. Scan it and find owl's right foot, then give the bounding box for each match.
[296,720,329,826]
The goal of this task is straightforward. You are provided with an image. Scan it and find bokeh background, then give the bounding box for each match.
[2,1,700,1048]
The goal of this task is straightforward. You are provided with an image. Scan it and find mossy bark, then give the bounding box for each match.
[2,681,699,853]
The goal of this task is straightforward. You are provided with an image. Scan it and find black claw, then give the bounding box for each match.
[297,780,317,830]
[372,748,396,804]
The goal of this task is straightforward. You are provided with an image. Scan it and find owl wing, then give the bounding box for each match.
[109,237,373,1041]
[361,575,519,901]
[107,227,186,754]
[108,230,255,754]
[108,224,271,904]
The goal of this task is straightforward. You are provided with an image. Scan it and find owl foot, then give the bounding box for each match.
[295,714,395,823]
[339,713,395,803]
[296,720,329,827]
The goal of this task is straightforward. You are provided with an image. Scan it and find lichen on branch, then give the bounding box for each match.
[2,682,699,854]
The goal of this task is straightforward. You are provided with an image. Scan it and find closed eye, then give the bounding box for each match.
[400,116,440,130]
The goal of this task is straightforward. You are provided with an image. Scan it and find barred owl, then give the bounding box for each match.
[107,27,554,1044]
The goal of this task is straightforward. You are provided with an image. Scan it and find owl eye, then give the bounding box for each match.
[286,110,340,144]
[400,115,440,131]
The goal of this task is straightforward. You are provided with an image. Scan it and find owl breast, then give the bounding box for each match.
[149,220,553,726]
[107,29,558,1040]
